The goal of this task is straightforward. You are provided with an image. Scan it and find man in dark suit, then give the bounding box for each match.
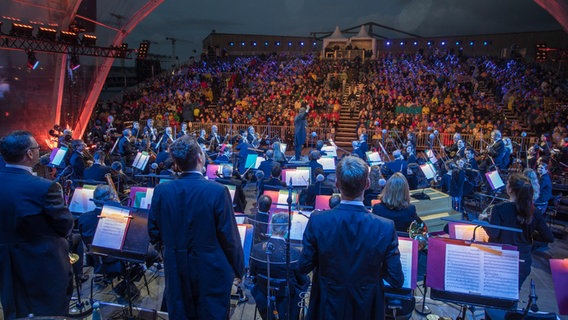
[250,211,310,320]
[308,150,324,184]
[118,129,136,167]
[294,105,310,161]
[261,164,287,194]
[69,139,87,181]
[298,156,404,319]
[487,130,506,171]
[84,150,112,182]
[148,136,244,319]
[257,149,275,179]
[0,130,74,319]
[216,165,247,213]
[535,163,553,214]
[384,149,408,179]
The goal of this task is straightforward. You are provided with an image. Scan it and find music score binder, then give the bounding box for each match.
[68,187,96,214]
[282,168,311,187]
[392,237,419,289]
[263,190,299,210]
[485,170,505,190]
[132,152,150,171]
[50,146,68,166]
[91,204,150,263]
[427,237,519,309]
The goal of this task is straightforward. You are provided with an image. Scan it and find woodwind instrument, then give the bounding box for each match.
[104,173,119,200]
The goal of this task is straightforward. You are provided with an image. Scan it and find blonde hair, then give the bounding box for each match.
[379,172,410,210]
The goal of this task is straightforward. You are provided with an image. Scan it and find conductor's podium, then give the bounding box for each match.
[410,188,458,233]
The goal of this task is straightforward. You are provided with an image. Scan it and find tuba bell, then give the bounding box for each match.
[408,219,429,251]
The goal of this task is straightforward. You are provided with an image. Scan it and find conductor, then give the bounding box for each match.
[294,105,310,161]
[148,135,245,319]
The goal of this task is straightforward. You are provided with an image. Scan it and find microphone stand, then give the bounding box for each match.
[286,178,293,319]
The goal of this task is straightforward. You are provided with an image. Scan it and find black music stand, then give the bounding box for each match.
[90,204,153,320]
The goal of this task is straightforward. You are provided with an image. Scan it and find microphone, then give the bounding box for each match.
[316,174,325,182]
[521,132,527,137]
[255,170,264,181]
[311,131,317,137]
[382,129,387,134]
[429,134,435,140]
[379,178,386,187]
[529,279,539,312]
[434,130,439,135]
[150,163,159,172]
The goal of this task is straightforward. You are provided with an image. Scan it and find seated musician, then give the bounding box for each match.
[142,118,157,142]
[216,165,247,213]
[154,142,171,170]
[208,125,223,147]
[535,163,553,214]
[308,150,323,184]
[250,211,310,320]
[272,141,288,167]
[372,173,421,233]
[177,122,189,139]
[131,121,140,140]
[486,130,507,171]
[69,139,87,181]
[364,165,385,207]
[236,133,255,175]
[448,160,466,213]
[383,150,408,179]
[301,168,334,208]
[215,143,232,163]
[405,144,419,190]
[257,149,275,179]
[84,150,112,182]
[158,158,176,177]
[443,132,461,158]
[261,164,287,194]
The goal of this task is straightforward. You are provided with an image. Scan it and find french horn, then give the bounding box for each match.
[408,219,429,251]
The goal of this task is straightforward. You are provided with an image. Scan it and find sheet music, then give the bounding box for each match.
[317,157,336,171]
[445,243,518,300]
[51,147,68,166]
[486,171,505,190]
[321,145,337,158]
[453,224,490,242]
[68,188,96,213]
[283,169,310,186]
[92,206,131,250]
[238,225,247,249]
[289,213,309,240]
[276,190,298,209]
[132,152,142,169]
[224,184,236,202]
[398,239,414,289]
[245,154,258,169]
[426,150,437,164]
[366,151,382,163]
[420,162,436,180]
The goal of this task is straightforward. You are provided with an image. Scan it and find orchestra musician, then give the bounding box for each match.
[197,129,208,146]
[118,129,137,167]
[69,139,87,181]
[294,106,310,161]
[89,120,105,145]
[384,150,408,179]
[177,122,189,139]
[208,125,223,152]
[442,132,462,158]
[405,144,419,190]
[448,159,467,213]
[372,172,421,232]
[246,126,256,145]
[535,163,552,213]
[485,129,507,171]
[160,126,175,149]
[131,121,140,141]
[454,139,466,159]
[143,119,158,142]
[352,133,369,160]
[308,150,324,183]
[84,150,112,182]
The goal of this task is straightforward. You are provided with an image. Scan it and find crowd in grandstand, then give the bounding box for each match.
[89,51,567,151]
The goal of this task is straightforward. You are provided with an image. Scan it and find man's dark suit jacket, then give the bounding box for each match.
[69,151,85,180]
[0,166,74,319]
[384,159,408,177]
[257,158,274,180]
[83,163,112,182]
[215,177,248,213]
[148,172,244,319]
[298,204,404,320]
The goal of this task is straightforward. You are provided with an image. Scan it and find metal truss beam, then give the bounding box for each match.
[0,35,135,58]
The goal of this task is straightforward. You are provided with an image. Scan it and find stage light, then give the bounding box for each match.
[229,42,234,46]
[27,50,39,70]
[69,54,80,70]
[441,41,446,46]
[413,41,418,46]
[264,41,269,46]
[400,41,405,46]
[385,41,391,46]
[288,42,292,46]
[455,41,461,46]
[275,41,280,46]
[483,41,488,46]
[60,30,78,44]
[82,34,97,46]
[117,43,128,58]
[240,42,245,46]
[137,40,150,59]
[252,41,257,46]
[300,41,304,46]
[469,41,474,46]
[427,41,432,46]
[37,27,57,41]
[313,42,317,46]
[10,23,34,38]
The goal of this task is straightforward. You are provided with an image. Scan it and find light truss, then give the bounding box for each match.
[0,34,135,58]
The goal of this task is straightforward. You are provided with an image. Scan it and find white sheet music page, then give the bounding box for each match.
[238,225,247,249]
[92,206,131,250]
[445,243,518,300]
[454,224,490,242]
[398,238,414,289]
[289,213,309,241]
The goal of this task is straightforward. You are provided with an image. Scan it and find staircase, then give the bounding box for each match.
[333,83,360,153]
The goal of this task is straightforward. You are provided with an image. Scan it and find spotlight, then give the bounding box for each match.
[441,41,446,46]
[60,30,78,44]
[37,27,57,41]
[27,50,39,70]
[275,41,280,46]
[300,41,304,46]
[229,42,234,46]
[288,42,292,46]
[81,34,97,46]
[10,23,34,38]
[413,41,418,46]
[483,41,488,46]
[117,43,128,58]
[469,41,474,46]
[427,41,432,46]
[385,41,391,46]
[264,41,269,46]
[400,41,404,46]
[69,55,80,71]
[455,41,461,46]
[252,41,257,46]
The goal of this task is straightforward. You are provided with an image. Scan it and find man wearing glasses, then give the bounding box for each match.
[0,130,74,319]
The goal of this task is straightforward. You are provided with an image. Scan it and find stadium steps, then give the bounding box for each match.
[334,83,359,150]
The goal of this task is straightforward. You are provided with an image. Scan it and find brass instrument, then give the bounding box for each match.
[408,219,429,250]
[69,253,80,265]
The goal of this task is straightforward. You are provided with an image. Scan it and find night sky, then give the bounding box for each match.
[126,0,562,61]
